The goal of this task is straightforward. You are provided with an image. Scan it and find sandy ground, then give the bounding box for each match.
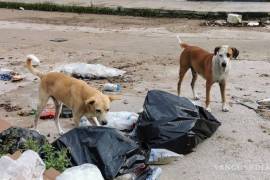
[0,9,270,180]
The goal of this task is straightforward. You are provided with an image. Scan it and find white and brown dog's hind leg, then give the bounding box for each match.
[33,89,50,131]
[52,97,64,135]
[219,80,229,112]
[191,68,200,100]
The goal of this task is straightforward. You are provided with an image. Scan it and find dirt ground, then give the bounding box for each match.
[1,9,270,180]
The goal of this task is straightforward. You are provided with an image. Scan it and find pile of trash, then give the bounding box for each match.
[0,90,221,179]
[203,13,270,27]
[0,68,23,82]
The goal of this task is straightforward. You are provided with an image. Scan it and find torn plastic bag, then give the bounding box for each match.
[0,127,47,154]
[53,63,125,79]
[56,164,104,180]
[53,127,149,180]
[0,150,45,180]
[136,90,221,154]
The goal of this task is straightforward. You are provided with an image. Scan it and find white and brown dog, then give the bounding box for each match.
[176,36,239,112]
[26,55,120,134]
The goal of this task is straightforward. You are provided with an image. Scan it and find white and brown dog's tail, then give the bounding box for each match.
[25,54,43,78]
[176,35,189,49]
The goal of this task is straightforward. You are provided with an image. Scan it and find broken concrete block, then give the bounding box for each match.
[227,13,242,24]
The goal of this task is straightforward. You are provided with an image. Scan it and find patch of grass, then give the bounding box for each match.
[0,138,70,172]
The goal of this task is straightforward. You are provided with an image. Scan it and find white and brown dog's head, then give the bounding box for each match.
[214,45,239,70]
[85,94,121,125]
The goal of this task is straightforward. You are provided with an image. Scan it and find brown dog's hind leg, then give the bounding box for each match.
[33,90,49,130]
[177,66,189,96]
[52,97,64,135]
[191,68,199,100]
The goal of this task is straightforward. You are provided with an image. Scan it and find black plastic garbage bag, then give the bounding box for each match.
[136,90,221,154]
[0,127,46,154]
[53,127,149,180]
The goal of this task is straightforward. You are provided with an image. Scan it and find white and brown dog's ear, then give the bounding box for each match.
[214,46,220,55]
[231,47,239,59]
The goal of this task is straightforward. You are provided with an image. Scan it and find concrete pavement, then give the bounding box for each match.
[0,0,270,18]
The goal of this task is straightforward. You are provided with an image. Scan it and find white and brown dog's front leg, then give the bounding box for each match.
[206,81,213,112]
[219,80,229,112]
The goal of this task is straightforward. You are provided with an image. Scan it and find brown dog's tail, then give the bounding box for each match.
[25,54,43,78]
[176,35,189,49]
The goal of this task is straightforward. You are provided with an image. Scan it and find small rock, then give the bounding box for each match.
[232,130,237,133]
[248,139,254,143]
[50,38,68,42]
[123,99,128,104]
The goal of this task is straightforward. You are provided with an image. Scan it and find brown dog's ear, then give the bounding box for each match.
[214,46,220,55]
[85,97,95,105]
[231,47,239,59]
[108,95,122,102]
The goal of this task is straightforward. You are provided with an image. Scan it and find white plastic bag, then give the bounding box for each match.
[0,150,45,180]
[105,112,139,130]
[56,164,104,180]
[148,149,184,165]
[54,63,125,79]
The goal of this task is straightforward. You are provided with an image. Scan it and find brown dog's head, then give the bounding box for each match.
[85,94,121,125]
[214,45,239,70]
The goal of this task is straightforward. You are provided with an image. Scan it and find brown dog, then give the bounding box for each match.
[176,36,239,112]
[26,55,120,134]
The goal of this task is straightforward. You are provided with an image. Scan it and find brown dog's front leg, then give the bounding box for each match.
[219,80,229,112]
[206,81,213,112]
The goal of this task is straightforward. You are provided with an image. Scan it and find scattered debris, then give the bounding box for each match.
[60,105,72,118]
[50,38,68,42]
[259,73,270,77]
[231,96,257,110]
[40,105,55,120]
[0,68,24,82]
[11,75,24,82]
[17,109,36,117]
[227,13,242,24]
[102,83,121,92]
[0,103,22,112]
[256,98,270,119]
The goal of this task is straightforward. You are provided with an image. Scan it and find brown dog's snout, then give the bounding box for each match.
[101,121,107,125]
